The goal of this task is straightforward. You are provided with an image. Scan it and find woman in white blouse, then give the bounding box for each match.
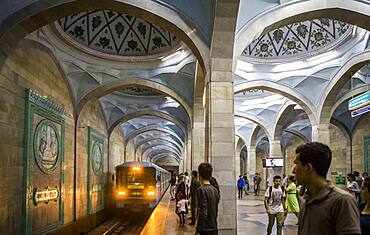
[346,173,360,198]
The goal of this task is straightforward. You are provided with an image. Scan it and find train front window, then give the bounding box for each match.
[127,171,144,185]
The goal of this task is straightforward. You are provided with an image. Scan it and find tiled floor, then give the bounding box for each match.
[140,191,299,235]
[237,194,298,235]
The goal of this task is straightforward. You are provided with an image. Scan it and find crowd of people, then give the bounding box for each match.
[169,142,370,235]
[170,163,220,235]
[236,142,370,235]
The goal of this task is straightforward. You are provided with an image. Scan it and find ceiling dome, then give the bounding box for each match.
[58,10,181,57]
[242,19,352,61]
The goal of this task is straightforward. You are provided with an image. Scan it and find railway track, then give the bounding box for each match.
[88,209,153,235]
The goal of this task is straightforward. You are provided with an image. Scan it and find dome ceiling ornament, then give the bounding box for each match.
[58,10,181,57]
[242,19,352,61]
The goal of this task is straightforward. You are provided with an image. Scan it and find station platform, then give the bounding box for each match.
[140,189,298,235]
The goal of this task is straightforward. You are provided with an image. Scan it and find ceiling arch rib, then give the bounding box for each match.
[319,50,370,124]
[234,111,273,141]
[152,153,180,163]
[234,81,317,127]
[146,149,181,162]
[273,101,295,141]
[78,78,192,122]
[109,109,187,136]
[142,147,182,163]
[141,142,182,158]
[124,126,184,149]
[135,137,183,155]
[234,0,370,68]
[283,128,310,143]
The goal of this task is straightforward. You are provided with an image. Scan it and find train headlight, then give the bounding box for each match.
[147,191,155,196]
[118,191,126,196]
[132,166,141,171]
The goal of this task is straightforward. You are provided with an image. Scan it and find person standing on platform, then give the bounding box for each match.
[176,174,186,212]
[264,175,286,235]
[281,174,287,192]
[346,173,360,199]
[170,174,177,200]
[237,175,245,199]
[254,173,262,196]
[284,175,299,223]
[189,170,200,225]
[196,163,220,235]
[360,176,370,234]
[184,172,191,198]
[176,192,188,227]
[293,142,361,235]
[243,173,249,195]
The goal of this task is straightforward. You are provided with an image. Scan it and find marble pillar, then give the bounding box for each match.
[206,0,240,233]
[192,97,206,170]
[267,140,284,186]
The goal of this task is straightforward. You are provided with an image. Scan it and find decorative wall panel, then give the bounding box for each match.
[87,127,105,214]
[23,89,65,234]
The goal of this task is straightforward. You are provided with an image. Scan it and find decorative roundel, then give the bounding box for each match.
[58,10,181,56]
[92,142,103,175]
[33,120,59,174]
[243,19,352,60]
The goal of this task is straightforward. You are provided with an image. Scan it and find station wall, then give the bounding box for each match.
[0,41,74,234]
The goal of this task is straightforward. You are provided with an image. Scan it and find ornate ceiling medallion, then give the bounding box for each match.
[58,10,181,57]
[243,19,351,60]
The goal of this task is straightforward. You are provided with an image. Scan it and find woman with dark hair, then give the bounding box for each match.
[346,173,360,198]
[284,175,299,224]
[360,176,370,234]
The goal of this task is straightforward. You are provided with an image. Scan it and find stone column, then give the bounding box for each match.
[125,139,136,162]
[205,1,240,233]
[268,140,284,186]
[186,129,192,172]
[192,97,206,170]
[312,123,331,145]
[247,147,256,177]
[312,123,332,179]
[235,140,241,178]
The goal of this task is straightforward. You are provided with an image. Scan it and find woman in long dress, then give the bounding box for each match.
[285,175,299,223]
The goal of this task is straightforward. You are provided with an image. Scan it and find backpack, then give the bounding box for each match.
[267,186,273,202]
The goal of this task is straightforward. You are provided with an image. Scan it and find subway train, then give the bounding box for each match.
[115,162,170,209]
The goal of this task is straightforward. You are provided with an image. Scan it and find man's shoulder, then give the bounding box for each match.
[331,185,353,198]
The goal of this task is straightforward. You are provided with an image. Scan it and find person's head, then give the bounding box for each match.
[361,177,370,203]
[198,163,213,183]
[283,174,286,178]
[273,175,282,188]
[354,171,360,177]
[239,175,242,178]
[293,142,332,185]
[185,172,188,176]
[347,173,355,182]
[363,172,369,178]
[178,192,186,200]
[288,175,295,184]
[191,170,198,179]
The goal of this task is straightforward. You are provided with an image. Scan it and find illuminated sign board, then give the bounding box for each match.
[351,104,370,118]
[33,187,59,205]
[263,158,284,168]
[348,91,370,110]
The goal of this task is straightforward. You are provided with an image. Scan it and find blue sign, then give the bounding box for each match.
[348,91,370,110]
[351,104,370,118]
